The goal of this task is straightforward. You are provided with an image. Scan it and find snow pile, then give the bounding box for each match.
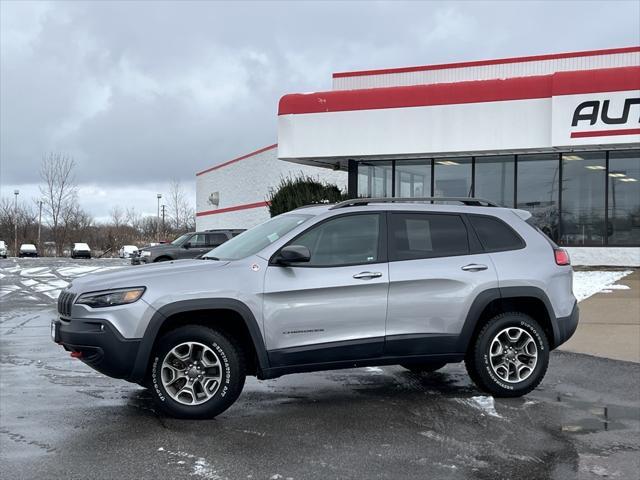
[573,270,632,302]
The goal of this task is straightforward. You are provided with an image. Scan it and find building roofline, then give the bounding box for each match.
[281,66,640,115]
[332,46,640,79]
[196,144,277,176]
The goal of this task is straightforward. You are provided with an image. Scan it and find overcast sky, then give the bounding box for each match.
[1,0,639,220]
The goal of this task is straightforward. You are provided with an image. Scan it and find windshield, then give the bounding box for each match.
[171,233,191,246]
[203,214,312,261]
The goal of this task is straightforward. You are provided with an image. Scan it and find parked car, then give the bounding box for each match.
[134,229,244,264]
[0,240,7,258]
[52,198,578,419]
[19,244,38,258]
[119,245,139,259]
[71,243,91,259]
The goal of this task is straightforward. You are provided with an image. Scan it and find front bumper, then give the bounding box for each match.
[53,317,141,380]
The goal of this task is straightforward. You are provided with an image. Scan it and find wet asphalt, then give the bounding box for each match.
[1,258,639,480]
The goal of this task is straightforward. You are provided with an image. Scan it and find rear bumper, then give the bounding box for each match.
[54,318,141,381]
[72,251,91,258]
[554,301,579,348]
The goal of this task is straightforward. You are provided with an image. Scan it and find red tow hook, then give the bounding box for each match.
[70,351,83,359]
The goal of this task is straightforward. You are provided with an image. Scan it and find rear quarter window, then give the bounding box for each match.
[469,215,525,252]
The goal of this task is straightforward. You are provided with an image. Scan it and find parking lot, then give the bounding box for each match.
[1,258,639,480]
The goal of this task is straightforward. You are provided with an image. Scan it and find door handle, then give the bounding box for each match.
[353,271,383,280]
[461,264,488,272]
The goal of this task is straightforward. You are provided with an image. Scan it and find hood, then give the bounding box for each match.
[68,259,230,292]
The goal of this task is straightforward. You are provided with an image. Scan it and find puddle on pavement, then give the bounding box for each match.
[545,393,640,434]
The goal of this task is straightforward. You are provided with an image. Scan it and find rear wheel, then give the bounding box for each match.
[401,362,447,374]
[154,256,172,262]
[149,325,246,419]
[465,312,549,397]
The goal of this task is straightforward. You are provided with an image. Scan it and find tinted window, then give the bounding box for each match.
[207,233,228,247]
[561,152,606,245]
[608,150,640,246]
[516,153,560,242]
[389,213,469,261]
[470,215,525,252]
[190,234,207,247]
[293,214,380,266]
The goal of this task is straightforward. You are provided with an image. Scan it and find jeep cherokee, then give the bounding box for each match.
[52,198,579,419]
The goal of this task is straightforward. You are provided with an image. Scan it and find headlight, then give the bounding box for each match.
[76,287,145,308]
[140,250,151,257]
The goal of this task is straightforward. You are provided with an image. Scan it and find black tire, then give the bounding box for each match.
[401,362,447,374]
[149,325,246,419]
[465,312,549,397]
[154,256,172,262]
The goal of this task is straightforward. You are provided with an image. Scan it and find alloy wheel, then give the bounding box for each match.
[160,341,223,405]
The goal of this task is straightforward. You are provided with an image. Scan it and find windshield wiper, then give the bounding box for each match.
[202,256,219,261]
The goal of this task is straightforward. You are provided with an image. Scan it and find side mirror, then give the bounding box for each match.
[183,242,191,249]
[276,245,311,265]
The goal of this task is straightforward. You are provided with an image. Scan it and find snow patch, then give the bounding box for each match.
[365,367,384,374]
[573,270,632,302]
[462,396,503,418]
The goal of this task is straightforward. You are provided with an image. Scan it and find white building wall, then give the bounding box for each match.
[196,145,346,231]
[332,49,640,90]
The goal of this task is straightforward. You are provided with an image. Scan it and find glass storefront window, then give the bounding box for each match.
[475,155,515,207]
[357,161,392,198]
[434,157,471,197]
[560,152,606,245]
[609,150,640,246]
[517,154,560,242]
[395,160,431,197]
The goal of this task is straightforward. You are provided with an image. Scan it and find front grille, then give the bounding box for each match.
[57,290,75,318]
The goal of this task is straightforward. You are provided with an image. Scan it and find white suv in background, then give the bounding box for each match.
[71,243,92,259]
[119,245,139,259]
[0,240,7,258]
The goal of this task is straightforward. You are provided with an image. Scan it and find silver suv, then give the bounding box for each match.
[52,198,579,419]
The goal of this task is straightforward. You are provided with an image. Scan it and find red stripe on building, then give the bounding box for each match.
[333,46,640,78]
[196,144,277,176]
[196,201,270,217]
[279,66,640,115]
[571,128,640,139]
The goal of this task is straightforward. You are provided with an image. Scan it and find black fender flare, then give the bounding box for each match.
[456,286,559,353]
[129,298,269,382]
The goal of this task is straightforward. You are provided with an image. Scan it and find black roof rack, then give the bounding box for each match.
[329,197,499,210]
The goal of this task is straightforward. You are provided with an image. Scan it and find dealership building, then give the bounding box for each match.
[196,145,345,230]
[197,46,639,252]
[278,46,640,249]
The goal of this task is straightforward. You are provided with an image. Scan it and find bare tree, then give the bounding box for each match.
[39,153,78,255]
[167,179,194,233]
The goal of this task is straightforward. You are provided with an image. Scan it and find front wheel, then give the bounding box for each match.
[149,325,246,419]
[465,312,549,397]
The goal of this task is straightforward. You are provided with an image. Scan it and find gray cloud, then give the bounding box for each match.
[1,0,639,217]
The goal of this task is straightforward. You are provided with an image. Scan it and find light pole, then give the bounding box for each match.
[37,199,43,253]
[13,189,19,257]
[156,193,162,243]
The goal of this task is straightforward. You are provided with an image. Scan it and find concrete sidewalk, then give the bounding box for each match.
[560,268,639,363]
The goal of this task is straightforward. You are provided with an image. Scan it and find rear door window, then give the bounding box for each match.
[469,215,525,252]
[389,213,469,261]
[206,233,228,247]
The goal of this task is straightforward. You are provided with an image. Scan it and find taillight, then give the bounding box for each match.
[554,248,570,266]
